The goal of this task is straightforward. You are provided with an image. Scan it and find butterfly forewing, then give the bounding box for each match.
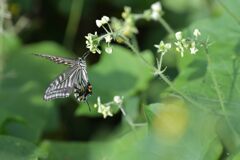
[34,53,76,67]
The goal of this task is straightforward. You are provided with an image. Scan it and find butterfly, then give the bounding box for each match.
[34,52,92,106]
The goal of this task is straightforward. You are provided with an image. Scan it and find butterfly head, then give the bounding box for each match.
[77,57,86,66]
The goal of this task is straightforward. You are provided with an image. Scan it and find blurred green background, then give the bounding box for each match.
[1,0,240,159]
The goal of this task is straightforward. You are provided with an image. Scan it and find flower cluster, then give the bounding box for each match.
[154,41,171,55]
[85,2,166,55]
[94,97,113,119]
[96,16,110,28]
[85,32,101,54]
[85,15,113,54]
[174,29,201,57]
[110,7,138,42]
[94,96,124,118]
[154,29,202,58]
[150,2,162,20]
[153,29,203,75]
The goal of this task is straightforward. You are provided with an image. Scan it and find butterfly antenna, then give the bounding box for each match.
[86,100,91,112]
[82,51,90,60]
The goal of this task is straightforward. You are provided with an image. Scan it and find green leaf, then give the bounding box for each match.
[171,12,240,153]
[0,41,72,142]
[144,103,162,126]
[0,136,38,160]
[144,98,222,160]
[44,127,148,160]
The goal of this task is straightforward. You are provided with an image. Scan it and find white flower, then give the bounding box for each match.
[95,97,113,119]
[96,16,110,28]
[151,2,162,20]
[165,43,172,49]
[104,35,112,43]
[101,105,113,119]
[190,41,198,54]
[175,31,182,41]
[105,46,112,54]
[193,29,201,38]
[154,41,172,55]
[151,2,162,13]
[151,12,160,21]
[181,39,189,48]
[96,20,102,28]
[175,41,184,57]
[190,47,198,54]
[113,96,123,104]
[101,16,110,24]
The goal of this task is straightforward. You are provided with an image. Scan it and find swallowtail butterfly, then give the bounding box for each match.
[34,53,92,104]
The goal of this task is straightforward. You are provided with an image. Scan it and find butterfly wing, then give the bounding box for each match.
[44,65,80,100]
[34,53,76,67]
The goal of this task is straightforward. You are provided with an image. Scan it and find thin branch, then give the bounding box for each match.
[227,58,240,103]
[158,16,174,35]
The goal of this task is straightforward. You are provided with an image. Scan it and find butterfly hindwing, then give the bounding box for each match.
[74,82,92,102]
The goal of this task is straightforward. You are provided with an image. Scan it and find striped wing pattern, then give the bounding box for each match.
[34,53,75,66]
[44,66,79,100]
[35,53,92,102]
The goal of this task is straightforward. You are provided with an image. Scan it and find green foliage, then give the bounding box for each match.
[0,41,71,142]
[0,136,37,160]
[1,0,240,159]
[172,11,240,153]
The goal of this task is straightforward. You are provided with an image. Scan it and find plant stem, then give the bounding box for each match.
[227,58,239,103]
[123,35,214,113]
[157,72,212,113]
[0,0,6,83]
[118,104,147,130]
[120,35,154,70]
[158,17,174,35]
[64,0,84,49]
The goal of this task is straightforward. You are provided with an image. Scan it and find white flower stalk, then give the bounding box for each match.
[151,2,162,20]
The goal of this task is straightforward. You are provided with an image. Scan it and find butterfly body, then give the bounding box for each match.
[34,53,92,102]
